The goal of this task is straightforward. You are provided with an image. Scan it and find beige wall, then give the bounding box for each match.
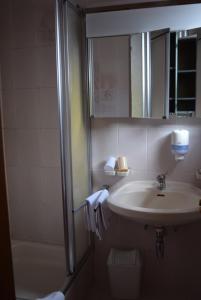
[0,0,64,245]
[91,117,201,298]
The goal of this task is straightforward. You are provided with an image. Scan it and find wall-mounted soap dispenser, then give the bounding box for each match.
[171,130,189,161]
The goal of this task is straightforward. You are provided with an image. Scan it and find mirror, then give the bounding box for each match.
[169,29,200,118]
[131,29,169,118]
[89,35,130,117]
[88,27,201,119]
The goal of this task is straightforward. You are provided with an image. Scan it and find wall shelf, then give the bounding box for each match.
[169,32,197,116]
[178,69,196,73]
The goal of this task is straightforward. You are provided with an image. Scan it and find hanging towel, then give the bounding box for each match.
[84,204,91,231]
[94,204,104,240]
[85,189,110,240]
[86,190,102,232]
[97,189,110,230]
[36,291,64,300]
[104,156,116,171]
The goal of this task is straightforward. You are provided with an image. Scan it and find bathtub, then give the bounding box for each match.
[12,240,67,300]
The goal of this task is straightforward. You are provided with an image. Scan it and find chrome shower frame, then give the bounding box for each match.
[55,0,92,277]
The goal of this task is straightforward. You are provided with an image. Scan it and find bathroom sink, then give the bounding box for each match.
[107,181,201,226]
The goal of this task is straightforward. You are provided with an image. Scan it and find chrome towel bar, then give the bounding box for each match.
[72,184,110,214]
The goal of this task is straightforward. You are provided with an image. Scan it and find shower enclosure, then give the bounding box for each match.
[55,0,92,278]
[0,0,91,299]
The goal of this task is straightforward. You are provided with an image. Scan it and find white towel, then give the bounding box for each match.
[36,291,64,300]
[86,190,102,232]
[97,189,110,230]
[85,189,110,240]
[84,204,91,231]
[104,156,116,171]
[94,205,104,240]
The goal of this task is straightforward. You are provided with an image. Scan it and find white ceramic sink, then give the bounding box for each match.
[107,181,201,226]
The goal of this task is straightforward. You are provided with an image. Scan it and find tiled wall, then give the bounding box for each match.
[92,118,201,189]
[91,118,201,298]
[0,0,64,245]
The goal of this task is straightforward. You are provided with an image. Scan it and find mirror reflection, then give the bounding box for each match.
[169,29,200,118]
[88,27,201,119]
[90,36,130,117]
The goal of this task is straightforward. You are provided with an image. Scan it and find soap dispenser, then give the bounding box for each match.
[171,129,189,161]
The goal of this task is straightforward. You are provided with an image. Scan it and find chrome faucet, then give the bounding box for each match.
[156,173,166,190]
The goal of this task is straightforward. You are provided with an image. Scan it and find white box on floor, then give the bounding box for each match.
[107,248,142,299]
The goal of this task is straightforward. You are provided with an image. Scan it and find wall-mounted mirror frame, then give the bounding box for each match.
[88,29,170,119]
[86,3,201,119]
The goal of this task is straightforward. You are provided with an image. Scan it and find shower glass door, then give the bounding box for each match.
[56,0,91,276]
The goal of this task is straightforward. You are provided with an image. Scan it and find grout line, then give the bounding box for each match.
[3,127,59,130]
[2,87,56,91]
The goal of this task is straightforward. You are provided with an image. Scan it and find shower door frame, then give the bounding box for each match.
[55,0,92,277]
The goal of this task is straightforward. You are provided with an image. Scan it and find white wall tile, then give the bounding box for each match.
[91,119,118,170]
[38,167,64,244]
[8,166,44,241]
[18,129,41,166]
[2,90,17,128]
[11,30,37,49]
[118,123,147,171]
[4,129,20,166]
[12,7,38,33]
[12,48,38,88]
[147,124,201,176]
[7,165,63,244]
[0,2,12,49]
[0,0,63,247]
[39,129,60,167]
[147,125,176,174]
[92,169,147,191]
[39,88,59,128]
[36,46,56,87]
[0,49,13,89]
[36,30,55,47]
[92,120,201,186]
[2,89,40,129]
[174,125,201,173]
[11,2,55,48]
[15,89,40,129]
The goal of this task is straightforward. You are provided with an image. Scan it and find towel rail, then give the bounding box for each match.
[72,184,110,214]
